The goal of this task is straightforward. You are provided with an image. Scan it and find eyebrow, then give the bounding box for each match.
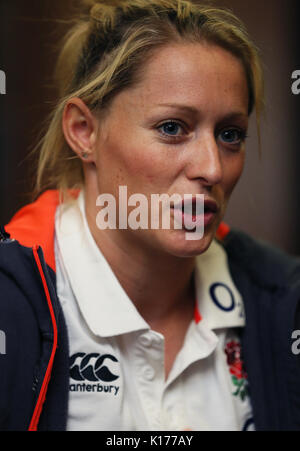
[156,103,198,115]
[156,103,249,121]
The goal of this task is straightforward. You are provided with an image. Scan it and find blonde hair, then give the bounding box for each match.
[34,0,264,199]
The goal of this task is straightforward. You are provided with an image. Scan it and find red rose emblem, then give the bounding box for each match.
[224,340,248,400]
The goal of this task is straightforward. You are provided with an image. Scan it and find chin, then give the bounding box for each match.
[161,227,216,259]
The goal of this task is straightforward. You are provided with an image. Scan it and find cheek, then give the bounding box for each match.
[97,138,176,192]
[96,141,145,187]
[223,152,245,197]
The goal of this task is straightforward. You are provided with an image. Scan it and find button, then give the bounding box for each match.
[138,334,152,347]
[143,366,155,381]
[152,332,163,345]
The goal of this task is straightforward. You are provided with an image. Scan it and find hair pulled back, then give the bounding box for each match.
[35,0,264,198]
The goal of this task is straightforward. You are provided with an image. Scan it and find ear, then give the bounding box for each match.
[62,98,98,162]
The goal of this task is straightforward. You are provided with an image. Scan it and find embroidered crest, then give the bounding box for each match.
[224,340,248,401]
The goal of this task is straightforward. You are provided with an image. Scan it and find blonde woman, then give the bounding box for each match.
[1,0,299,431]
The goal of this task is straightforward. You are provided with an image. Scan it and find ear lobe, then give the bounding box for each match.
[62,98,97,162]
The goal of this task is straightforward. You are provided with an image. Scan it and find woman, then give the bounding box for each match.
[1,0,300,431]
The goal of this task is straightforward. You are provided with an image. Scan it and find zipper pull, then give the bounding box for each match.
[0,226,13,243]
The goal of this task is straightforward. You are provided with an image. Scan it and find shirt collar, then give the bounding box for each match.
[194,240,245,330]
[55,191,149,337]
[55,191,244,338]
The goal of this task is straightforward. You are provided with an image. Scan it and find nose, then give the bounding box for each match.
[185,131,223,186]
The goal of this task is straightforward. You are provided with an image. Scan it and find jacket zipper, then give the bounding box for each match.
[28,245,58,431]
[0,226,11,242]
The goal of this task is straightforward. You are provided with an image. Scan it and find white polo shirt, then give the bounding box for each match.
[54,192,255,431]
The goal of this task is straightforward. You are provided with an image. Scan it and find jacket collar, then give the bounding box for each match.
[5,190,79,272]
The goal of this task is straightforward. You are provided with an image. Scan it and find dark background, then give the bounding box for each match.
[0,0,300,254]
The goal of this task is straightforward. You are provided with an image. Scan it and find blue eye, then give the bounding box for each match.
[219,129,246,145]
[159,121,183,137]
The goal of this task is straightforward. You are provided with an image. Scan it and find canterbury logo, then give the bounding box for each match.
[70,352,119,382]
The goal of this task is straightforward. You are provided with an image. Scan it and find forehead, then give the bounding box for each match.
[125,42,249,117]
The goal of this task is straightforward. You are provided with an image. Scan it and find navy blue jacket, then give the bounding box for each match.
[1,222,300,431]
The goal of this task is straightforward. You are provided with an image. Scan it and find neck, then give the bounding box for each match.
[84,191,196,325]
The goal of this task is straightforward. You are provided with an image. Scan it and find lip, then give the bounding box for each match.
[171,196,219,229]
[172,196,219,213]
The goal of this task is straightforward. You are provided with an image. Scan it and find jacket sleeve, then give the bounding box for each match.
[0,268,41,431]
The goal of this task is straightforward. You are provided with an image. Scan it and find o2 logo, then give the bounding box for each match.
[210,283,235,312]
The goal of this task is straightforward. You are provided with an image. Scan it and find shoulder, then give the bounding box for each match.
[0,239,42,354]
[0,235,59,352]
[0,238,37,312]
[0,239,43,427]
[220,228,300,289]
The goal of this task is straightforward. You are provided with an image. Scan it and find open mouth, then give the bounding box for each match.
[172,197,219,229]
[174,198,218,214]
